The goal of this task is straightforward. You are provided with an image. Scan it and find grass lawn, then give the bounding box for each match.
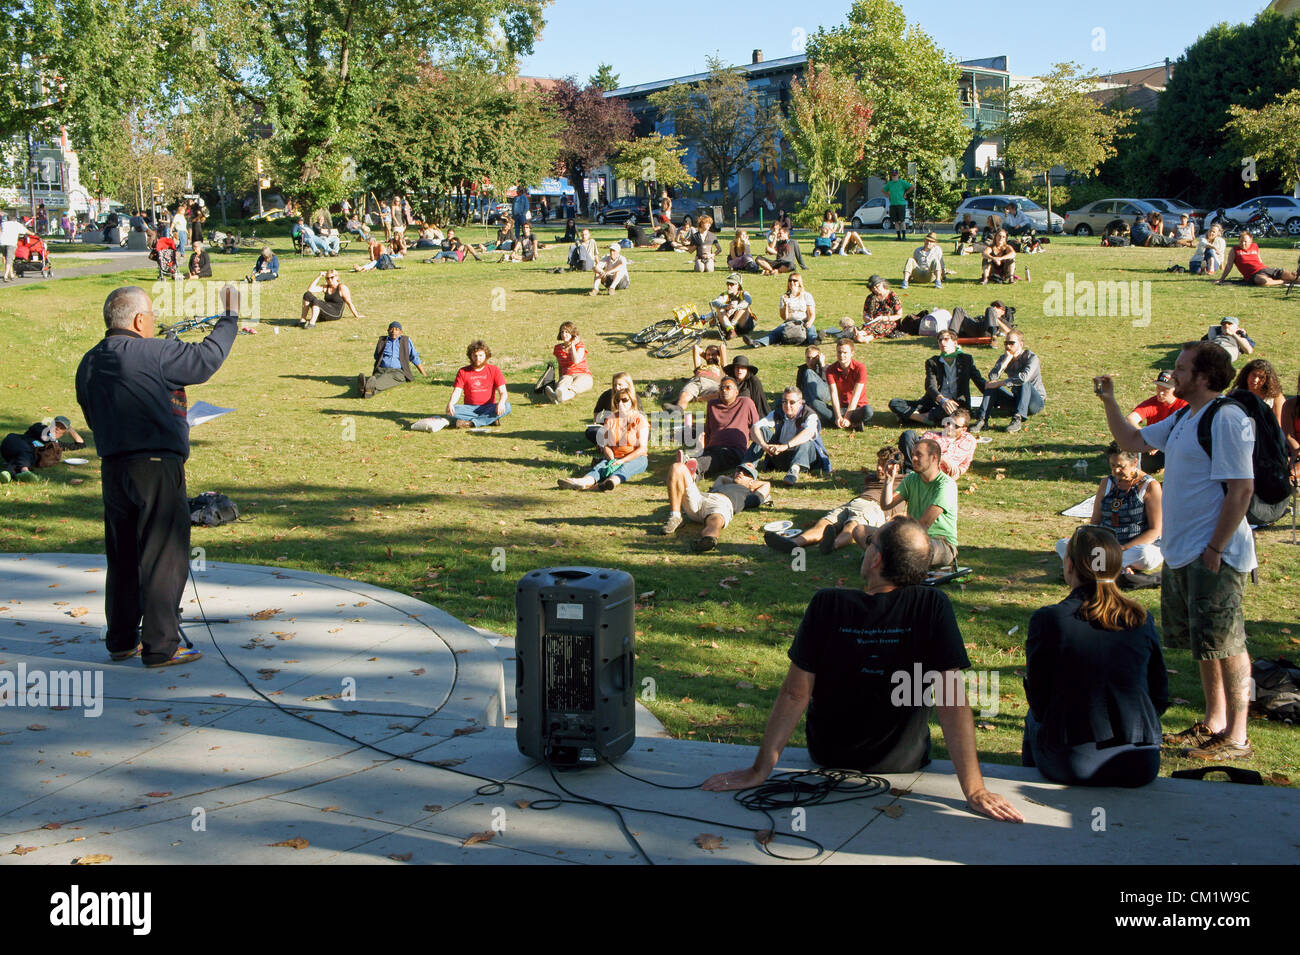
[1,223,1297,784]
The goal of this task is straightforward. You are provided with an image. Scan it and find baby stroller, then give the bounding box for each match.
[12,233,52,278]
[151,236,178,278]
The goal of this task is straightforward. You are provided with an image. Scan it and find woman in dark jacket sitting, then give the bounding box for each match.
[1023,524,1168,787]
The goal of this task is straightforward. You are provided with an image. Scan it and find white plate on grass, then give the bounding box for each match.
[63,457,89,465]
[763,520,793,533]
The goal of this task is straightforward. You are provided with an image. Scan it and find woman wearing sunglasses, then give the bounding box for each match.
[1024,524,1168,787]
[558,384,649,491]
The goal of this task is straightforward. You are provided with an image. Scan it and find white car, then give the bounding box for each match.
[1205,195,1300,236]
[951,194,1066,234]
[848,197,914,231]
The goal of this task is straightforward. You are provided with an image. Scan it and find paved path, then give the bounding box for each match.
[0,554,1294,865]
[0,249,154,287]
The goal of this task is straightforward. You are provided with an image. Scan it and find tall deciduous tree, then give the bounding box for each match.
[362,65,560,224]
[550,78,634,215]
[785,64,872,226]
[648,57,777,211]
[1225,89,1300,194]
[610,132,695,195]
[183,0,549,209]
[995,63,1134,221]
[805,0,967,214]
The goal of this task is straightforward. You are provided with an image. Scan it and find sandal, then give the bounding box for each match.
[144,647,203,669]
[109,643,142,661]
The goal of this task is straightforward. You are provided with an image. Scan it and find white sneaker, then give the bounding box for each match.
[783,465,801,486]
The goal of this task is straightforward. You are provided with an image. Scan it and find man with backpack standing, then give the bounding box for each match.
[1095,341,1265,761]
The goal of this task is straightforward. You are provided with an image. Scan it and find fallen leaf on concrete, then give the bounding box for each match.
[249,608,282,620]
[889,787,911,797]
[329,628,342,633]
[27,724,47,731]
[694,833,725,851]
[256,669,279,680]
[754,829,773,846]
[269,837,309,849]
[422,804,443,813]
[72,854,112,865]
[388,852,412,862]
[145,792,172,798]
[877,805,904,819]
[514,800,531,810]
[462,831,495,847]
[11,845,38,855]
[387,723,413,731]
[303,693,341,702]
[355,601,369,607]
[452,726,484,737]
[321,806,339,812]
[410,667,426,676]
[67,607,88,618]
[72,751,91,757]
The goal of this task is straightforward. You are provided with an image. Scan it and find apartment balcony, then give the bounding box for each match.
[961,105,1005,130]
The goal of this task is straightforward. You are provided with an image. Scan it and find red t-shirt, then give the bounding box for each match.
[1233,243,1266,279]
[554,341,590,377]
[826,359,869,408]
[705,395,758,450]
[453,364,505,405]
[1131,393,1187,425]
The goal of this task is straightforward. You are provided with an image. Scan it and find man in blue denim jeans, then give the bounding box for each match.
[970,328,1045,435]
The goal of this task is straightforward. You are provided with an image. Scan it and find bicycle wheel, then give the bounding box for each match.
[633,319,678,345]
[653,331,703,359]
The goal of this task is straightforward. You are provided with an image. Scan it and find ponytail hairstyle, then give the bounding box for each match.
[1066,525,1146,631]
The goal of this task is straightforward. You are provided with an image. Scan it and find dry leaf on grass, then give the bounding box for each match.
[462,830,495,847]
[388,852,412,862]
[755,613,772,622]
[877,805,904,819]
[72,854,112,865]
[269,837,309,849]
[249,608,282,620]
[1266,773,1291,786]
[694,833,725,851]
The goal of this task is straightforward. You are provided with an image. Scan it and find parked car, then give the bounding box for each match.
[1205,195,1300,236]
[951,194,1065,233]
[848,196,914,231]
[652,196,716,227]
[595,196,650,224]
[484,202,511,224]
[1061,198,1160,236]
[1141,198,1206,229]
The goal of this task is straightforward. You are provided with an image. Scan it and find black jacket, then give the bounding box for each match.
[75,317,237,461]
[1026,589,1168,749]
[922,351,986,409]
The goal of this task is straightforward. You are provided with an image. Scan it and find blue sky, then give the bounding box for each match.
[519,0,1273,87]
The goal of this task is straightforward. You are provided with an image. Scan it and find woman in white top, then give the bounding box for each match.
[1190,222,1224,275]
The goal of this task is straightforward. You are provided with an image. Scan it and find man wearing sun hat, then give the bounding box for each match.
[0,415,85,482]
[710,272,755,340]
[1126,370,1187,472]
[591,242,630,295]
[901,232,946,290]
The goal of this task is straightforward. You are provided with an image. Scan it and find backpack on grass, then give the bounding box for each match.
[188,492,240,527]
[1251,658,1300,723]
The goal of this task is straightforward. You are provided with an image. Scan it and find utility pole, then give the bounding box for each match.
[256,157,265,216]
[26,130,37,220]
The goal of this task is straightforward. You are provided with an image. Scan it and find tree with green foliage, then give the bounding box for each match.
[648,57,777,211]
[805,0,967,217]
[1225,89,1300,194]
[995,63,1134,222]
[361,65,559,224]
[182,0,548,210]
[610,132,695,198]
[784,64,872,226]
[588,64,620,91]
[1109,10,1300,204]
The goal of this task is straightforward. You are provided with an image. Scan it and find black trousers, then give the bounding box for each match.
[1,433,34,471]
[102,454,190,664]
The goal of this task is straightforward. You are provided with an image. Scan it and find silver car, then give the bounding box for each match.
[950,194,1065,234]
[1061,198,1159,236]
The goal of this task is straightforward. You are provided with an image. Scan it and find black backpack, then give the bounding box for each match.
[1250,658,1300,723]
[1174,391,1292,505]
[189,492,240,527]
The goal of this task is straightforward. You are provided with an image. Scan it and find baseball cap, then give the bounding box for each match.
[725,272,743,285]
[53,415,71,429]
[1153,371,1174,387]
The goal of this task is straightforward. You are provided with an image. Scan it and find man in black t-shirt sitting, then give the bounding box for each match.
[702,517,1024,823]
